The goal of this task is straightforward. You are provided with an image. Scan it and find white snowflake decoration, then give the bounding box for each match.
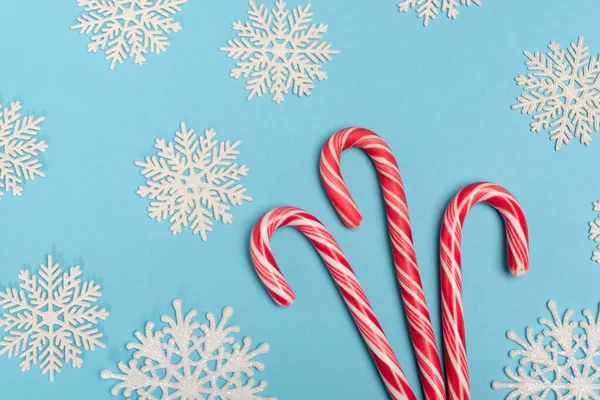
[220,0,339,104]
[71,0,188,69]
[136,123,251,241]
[588,201,600,263]
[398,0,482,26]
[0,255,109,382]
[101,300,274,399]
[492,301,600,398]
[0,101,47,200]
[513,37,600,150]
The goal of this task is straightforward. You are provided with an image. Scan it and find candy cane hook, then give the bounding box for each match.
[440,182,529,400]
[320,127,446,400]
[250,206,416,400]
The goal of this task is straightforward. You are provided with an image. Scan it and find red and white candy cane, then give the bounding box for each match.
[441,182,529,400]
[320,127,445,400]
[250,206,416,400]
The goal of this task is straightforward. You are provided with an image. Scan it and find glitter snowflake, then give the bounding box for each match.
[0,101,47,200]
[513,37,600,150]
[220,0,339,104]
[588,201,600,263]
[492,301,600,398]
[398,0,482,26]
[0,255,109,382]
[101,300,274,399]
[135,123,251,241]
[71,0,188,69]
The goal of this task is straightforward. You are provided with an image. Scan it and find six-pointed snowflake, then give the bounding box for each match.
[71,0,188,69]
[136,123,251,241]
[101,300,274,399]
[0,101,47,200]
[398,0,482,26]
[220,0,339,104]
[493,301,600,398]
[0,255,109,381]
[588,201,600,263]
[513,37,600,150]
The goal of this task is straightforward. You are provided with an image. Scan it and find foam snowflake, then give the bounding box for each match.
[101,300,274,399]
[0,101,47,200]
[398,0,482,26]
[0,255,109,382]
[588,201,600,263]
[71,0,188,69]
[513,37,600,150]
[492,301,600,398]
[135,123,251,241]
[220,0,339,104]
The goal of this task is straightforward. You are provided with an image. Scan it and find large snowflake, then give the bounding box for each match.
[588,201,600,263]
[398,0,482,26]
[135,122,251,241]
[0,255,109,382]
[71,0,188,69]
[492,301,600,399]
[513,37,600,150]
[0,101,47,200]
[220,0,339,104]
[101,300,274,399]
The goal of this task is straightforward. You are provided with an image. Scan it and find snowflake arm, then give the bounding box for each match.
[101,300,275,399]
[398,0,481,26]
[493,301,600,398]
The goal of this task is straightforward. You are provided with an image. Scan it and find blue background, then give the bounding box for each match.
[0,0,599,398]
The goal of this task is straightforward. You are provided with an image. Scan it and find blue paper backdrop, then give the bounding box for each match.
[0,0,599,398]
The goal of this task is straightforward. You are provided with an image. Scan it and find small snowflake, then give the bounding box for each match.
[492,301,600,399]
[588,201,600,262]
[0,255,109,382]
[101,300,274,399]
[0,101,47,200]
[135,123,251,241]
[513,37,600,150]
[398,0,482,26]
[71,0,188,69]
[220,0,339,104]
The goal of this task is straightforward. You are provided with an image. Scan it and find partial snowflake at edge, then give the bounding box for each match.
[0,101,47,200]
[220,0,339,104]
[398,0,482,27]
[101,300,275,399]
[492,300,600,399]
[588,201,600,262]
[0,255,108,381]
[71,0,189,69]
[513,37,600,150]
[135,122,251,241]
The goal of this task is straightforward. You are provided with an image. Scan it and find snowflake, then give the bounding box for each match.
[492,301,600,399]
[513,37,600,150]
[0,101,47,200]
[0,255,109,382]
[101,300,274,399]
[135,122,251,241]
[71,0,188,69]
[588,201,600,263]
[398,0,482,26]
[220,0,339,104]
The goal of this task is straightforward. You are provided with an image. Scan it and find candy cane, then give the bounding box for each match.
[250,206,416,400]
[440,182,529,400]
[320,127,445,400]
